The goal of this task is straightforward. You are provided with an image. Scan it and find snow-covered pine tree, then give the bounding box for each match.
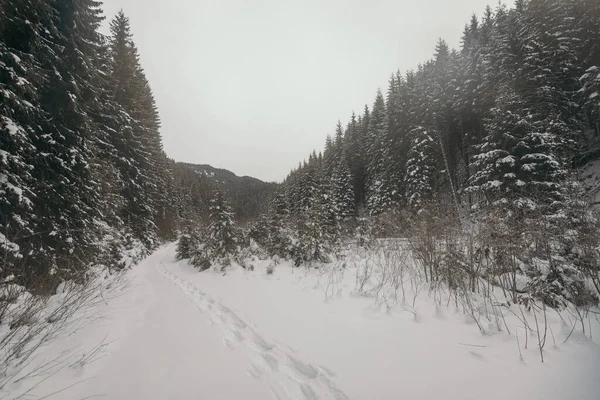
[265,188,294,258]
[6,0,111,280]
[343,112,366,208]
[36,0,108,260]
[322,134,336,179]
[108,11,174,249]
[365,90,392,215]
[405,126,438,211]
[383,72,409,207]
[475,5,500,115]
[297,153,321,214]
[0,0,58,280]
[429,39,464,205]
[205,189,239,267]
[520,0,582,155]
[332,152,355,220]
[71,3,137,269]
[176,226,199,261]
[296,190,333,265]
[468,85,566,213]
[315,150,339,233]
[458,17,482,110]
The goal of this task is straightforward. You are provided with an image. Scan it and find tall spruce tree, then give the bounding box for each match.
[365,90,390,214]
[206,188,239,263]
[0,0,58,280]
[108,11,173,249]
[331,151,355,219]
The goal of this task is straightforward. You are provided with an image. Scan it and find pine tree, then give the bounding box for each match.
[365,90,391,214]
[384,72,410,206]
[344,111,367,208]
[520,0,582,154]
[322,135,336,179]
[205,189,239,266]
[0,0,57,277]
[265,188,293,258]
[108,11,173,248]
[468,86,565,212]
[2,0,111,280]
[296,190,333,265]
[405,126,438,210]
[331,152,355,220]
[176,227,197,260]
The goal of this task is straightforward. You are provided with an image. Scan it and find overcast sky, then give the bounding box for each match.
[100,0,494,182]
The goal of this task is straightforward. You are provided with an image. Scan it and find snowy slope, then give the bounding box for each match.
[8,244,600,400]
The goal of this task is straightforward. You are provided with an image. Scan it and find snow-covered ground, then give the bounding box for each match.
[5,243,600,400]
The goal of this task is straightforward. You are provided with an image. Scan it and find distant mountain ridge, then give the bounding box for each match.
[183,163,274,184]
[177,162,278,221]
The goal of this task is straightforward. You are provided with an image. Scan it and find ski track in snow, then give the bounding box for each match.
[156,260,349,400]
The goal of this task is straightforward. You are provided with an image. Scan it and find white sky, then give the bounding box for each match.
[100,0,494,182]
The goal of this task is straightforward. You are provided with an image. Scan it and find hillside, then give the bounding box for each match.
[178,162,278,222]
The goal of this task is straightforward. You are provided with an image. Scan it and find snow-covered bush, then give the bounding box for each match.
[266,260,276,275]
[397,195,600,312]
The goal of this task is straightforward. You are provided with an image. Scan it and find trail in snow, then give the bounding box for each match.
[157,254,349,400]
[51,244,272,400]
[37,243,348,400]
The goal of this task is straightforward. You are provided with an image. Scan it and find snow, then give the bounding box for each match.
[194,169,215,178]
[0,173,31,206]
[0,232,19,253]
[486,180,502,188]
[497,155,516,166]
[1,116,22,136]
[4,244,599,400]
[9,53,21,63]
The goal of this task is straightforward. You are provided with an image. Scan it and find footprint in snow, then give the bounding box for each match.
[157,262,348,400]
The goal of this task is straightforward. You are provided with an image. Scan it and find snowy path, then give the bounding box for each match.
[37,244,347,400]
[59,244,272,400]
[157,255,348,400]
